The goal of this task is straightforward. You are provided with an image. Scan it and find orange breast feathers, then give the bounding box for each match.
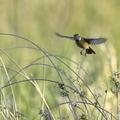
[75,40,90,49]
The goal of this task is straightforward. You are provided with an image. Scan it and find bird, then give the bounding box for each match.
[55,33,107,56]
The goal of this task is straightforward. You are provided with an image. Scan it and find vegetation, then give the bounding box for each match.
[0,0,120,120]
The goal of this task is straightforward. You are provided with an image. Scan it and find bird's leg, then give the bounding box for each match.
[85,52,87,57]
[80,49,84,55]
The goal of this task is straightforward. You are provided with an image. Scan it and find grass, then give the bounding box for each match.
[0,1,120,119]
[0,33,119,120]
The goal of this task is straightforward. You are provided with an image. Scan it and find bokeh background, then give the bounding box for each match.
[0,0,120,119]
[0,0,119,69]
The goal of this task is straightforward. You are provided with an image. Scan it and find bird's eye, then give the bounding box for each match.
[77,36,80,38]
[78,36,82,40]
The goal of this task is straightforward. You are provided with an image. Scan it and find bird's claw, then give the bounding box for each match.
[85,52,87,57]
[80,51,83,55]
[80,51,87,57]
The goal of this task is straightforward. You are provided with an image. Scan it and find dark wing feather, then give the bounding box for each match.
[84,38,107,45]
[55,33,75,41]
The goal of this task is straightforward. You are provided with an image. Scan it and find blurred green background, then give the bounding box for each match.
[0,0,119,119]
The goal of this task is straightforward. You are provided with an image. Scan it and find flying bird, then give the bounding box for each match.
[55,33,107,56]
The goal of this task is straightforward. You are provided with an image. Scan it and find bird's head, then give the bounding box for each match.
[74,34,82,41]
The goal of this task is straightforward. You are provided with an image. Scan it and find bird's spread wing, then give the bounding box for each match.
[55,33,75,41]
[84,38,107,45]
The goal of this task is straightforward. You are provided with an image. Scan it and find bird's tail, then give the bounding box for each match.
[86,47,96,54]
